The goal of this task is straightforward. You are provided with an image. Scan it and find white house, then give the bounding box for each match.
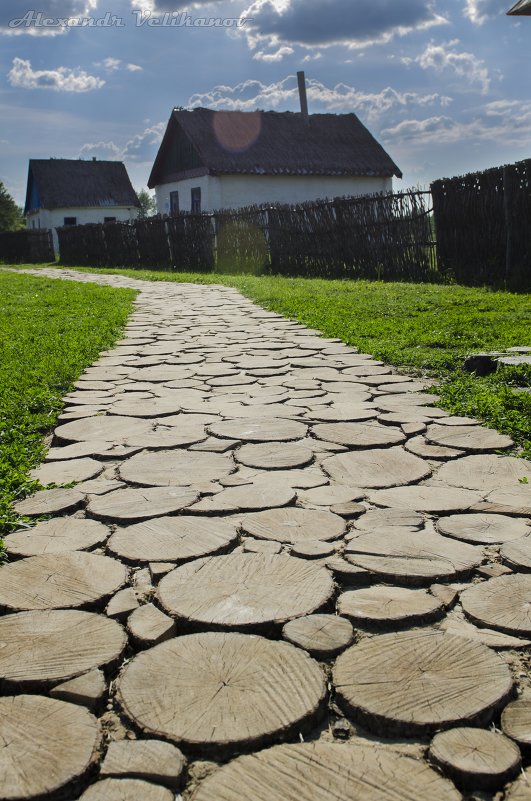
[149,79,402,214]
[24,158,141,252]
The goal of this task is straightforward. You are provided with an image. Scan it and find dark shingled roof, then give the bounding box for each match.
[507,0,531,13]
[148,107,402,188]
[25,159,140,214]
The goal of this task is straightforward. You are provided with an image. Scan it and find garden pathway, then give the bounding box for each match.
[1,268,530,801]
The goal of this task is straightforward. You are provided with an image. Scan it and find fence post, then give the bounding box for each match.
[502,166,513,287]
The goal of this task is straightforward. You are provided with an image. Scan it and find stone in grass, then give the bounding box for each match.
[127,603,176,648]
[429,727,521,791]
[78,778,174,801]
[49,668,106,710]
[100,740,187,790]
[106,588,140,621]
[282,614,354,659]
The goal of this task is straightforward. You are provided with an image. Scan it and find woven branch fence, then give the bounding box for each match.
[57,189,438,282]
[0,229,54,264]
[431,158,531,290]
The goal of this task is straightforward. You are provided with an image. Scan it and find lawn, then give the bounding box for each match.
[33,265,530,458]
[0,271,136,543]
[1,267,529,550]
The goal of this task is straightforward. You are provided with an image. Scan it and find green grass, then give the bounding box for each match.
[6,264,531,463]
[35,265,530,457]
[0,271,136,543]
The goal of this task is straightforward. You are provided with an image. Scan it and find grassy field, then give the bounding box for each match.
[34,265,530,457]
[0,271,136,543]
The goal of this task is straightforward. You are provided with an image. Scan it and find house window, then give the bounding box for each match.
[63,217,77,226]
[170,191,180,214]
[191,187,201,213]
[104,217,116,223]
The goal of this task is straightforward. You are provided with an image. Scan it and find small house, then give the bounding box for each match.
[24,158,141,252]
[148,76,402,215]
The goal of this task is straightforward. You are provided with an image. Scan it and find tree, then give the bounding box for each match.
[0,183,24,231]
[137,188,157,218]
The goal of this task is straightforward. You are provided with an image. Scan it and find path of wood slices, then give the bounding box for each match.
[1,266,530,801]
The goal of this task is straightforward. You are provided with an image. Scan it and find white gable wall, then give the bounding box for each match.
[156,174,392,215]
[26,206,140,253]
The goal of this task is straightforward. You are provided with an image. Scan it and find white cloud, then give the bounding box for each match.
[100,57,121,71]
[253,46,294,61]
[464,0,502,24]
[408,40,491,94]
[95,57,143,73]
[240,0,447,52]
[382,102,531,146]
[78,141,123,160]
[0,0,98,36]
[8,57,105,92]
[79,122,165,164]
[188,75,452,122]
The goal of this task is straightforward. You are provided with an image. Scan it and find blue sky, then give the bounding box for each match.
[0,0,529,206]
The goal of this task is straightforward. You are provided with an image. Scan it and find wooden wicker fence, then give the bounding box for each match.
[57,190,438,282]
[431,159,530,290]
[0,229,55,264]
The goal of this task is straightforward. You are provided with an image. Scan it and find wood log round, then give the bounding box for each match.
[117,632,326,753]
[118,450,234,487]
[240,507,345,544]
[13,488,85,517]
[440,613,531,650]
[425,424,513,451]
[190,483,296,513]
[504,768,531,801]
[322,448,431,489]
[501,693,531,747]
[333,630,513,735]
[354,508,424,530]
[45,441,115,461]
[436,454,531,492]
[0,695,100,800]
[368,486,483,513]
[158,553,334,631]
[345,528,482,585]
[108,399,182,418]
[312,422,405,448]
[437,513,530,545]
[297,484,365,507]
[87,486,199,522]
[282,614,354,658]
[501,535,531,571]
[0,610,126,689]
[337,586,444,628]
[235,443,313,469]
[54,415,152,444]
[30,457,104,486]
[428,727,521,790]
[208,417,308,442]
[190,741,462,801]
[460,575,531,636]
[478,487,531,517]
[0,553,127,612]
[107,515,239,564]
[5,518,110,558]
[78,779,174,800]
[291,540,337,559]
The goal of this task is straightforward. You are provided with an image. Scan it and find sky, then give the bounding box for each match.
[0,0,529,207]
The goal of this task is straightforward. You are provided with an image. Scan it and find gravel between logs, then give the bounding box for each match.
[3,267,530,801]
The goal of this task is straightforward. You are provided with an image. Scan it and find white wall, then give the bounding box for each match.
[156,174,392,214]
[26,206,140,254]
